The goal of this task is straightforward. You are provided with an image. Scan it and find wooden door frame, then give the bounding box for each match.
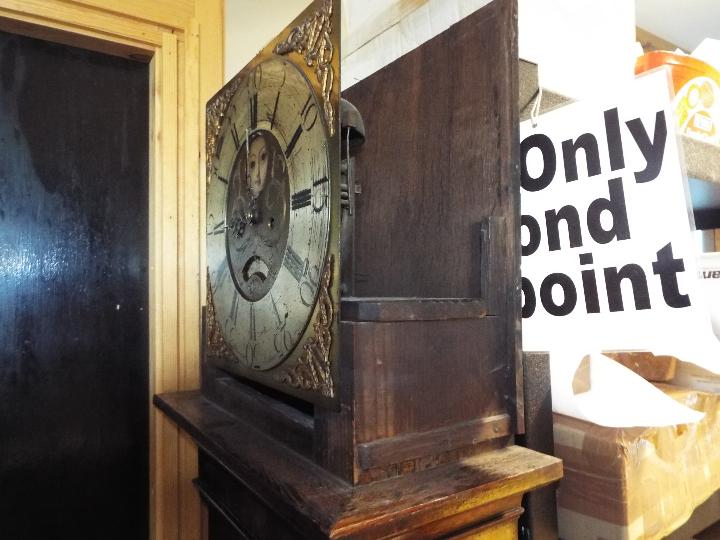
[0,2,222,538]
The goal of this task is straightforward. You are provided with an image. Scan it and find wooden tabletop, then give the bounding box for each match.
[155,391,562,539]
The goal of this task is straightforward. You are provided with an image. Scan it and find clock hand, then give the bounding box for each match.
[247,194,261,225]
[229,207,250,238]
[228,192,264,238]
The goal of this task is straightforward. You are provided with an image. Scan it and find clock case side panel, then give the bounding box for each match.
[203,0,342,408]
[326,0,522,484]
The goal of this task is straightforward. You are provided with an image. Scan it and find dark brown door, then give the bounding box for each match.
[0,31,149,539]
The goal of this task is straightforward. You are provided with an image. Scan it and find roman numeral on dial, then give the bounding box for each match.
[283,247,305,283]
[230,124,241,150]
[313,176,329,187]
[227,290,239,328]
[250,93,258,129]
[270,91,280,129]
[291,189,312,210]
[285,124,303,158]
[249,303,256,342]
[209,221,226,235]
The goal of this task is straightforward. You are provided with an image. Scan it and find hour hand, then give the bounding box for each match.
[229,210,248,238]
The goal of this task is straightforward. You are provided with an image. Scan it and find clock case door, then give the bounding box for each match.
[204,0,342,407]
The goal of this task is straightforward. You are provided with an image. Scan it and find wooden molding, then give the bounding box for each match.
[0,2,223,539]
[357,414,512,471]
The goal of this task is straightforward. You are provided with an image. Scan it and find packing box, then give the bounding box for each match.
[555,385,720,540]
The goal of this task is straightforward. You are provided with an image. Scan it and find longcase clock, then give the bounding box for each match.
[156,1,562,538]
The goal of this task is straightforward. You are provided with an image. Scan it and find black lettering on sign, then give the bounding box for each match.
[545,205,583,251]
[604,264,650,312]
[521,277,536,318]
[539,273,577,317]
[521,214,542,256]
[562,133,601,182]
[604,108,625,171]
[579,253,600,314]
[626,110,667,183]
[521,133,556,192]
[652,242,690,308]
[587,177,631,244]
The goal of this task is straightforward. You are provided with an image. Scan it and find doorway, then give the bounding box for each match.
[0,30,149,539]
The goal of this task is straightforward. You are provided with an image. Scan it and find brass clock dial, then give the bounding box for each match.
[207,57,331,372]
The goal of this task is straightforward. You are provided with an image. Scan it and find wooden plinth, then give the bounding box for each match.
[155,392,562,539]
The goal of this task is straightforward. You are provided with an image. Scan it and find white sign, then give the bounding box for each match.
[698,252,720,340]
[521,69,720,374]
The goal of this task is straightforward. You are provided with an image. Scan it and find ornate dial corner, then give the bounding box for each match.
[277,255,335,398]
[206,77,244,178]
[205,271,236,361]
[274,0,336,137]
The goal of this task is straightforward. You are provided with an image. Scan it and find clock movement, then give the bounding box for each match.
[156,0,562,538]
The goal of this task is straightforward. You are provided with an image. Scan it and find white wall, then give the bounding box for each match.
[224,0,311,81]
[224,0,638,99]
[637,0,720,52]
[518,0,636,100]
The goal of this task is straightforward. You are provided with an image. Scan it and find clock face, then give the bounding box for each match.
[207,57,331,371]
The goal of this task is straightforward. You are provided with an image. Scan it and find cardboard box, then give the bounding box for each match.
[555,385,720,540]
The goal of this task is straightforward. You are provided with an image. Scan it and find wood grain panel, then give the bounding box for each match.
[0,15,156,58]
[345,0,515,300]
[356,414,511,471]
[178,20,202,538]
[348,319,508,444]
[0,0,169,48]
[72,0,193,31]
[150,32,181,540]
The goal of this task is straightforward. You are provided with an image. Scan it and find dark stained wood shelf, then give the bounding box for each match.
[154,391,562,539]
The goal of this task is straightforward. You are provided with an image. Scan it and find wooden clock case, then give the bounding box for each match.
[155,0,562,538]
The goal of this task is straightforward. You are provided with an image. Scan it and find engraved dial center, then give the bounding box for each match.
[226,129,290,303]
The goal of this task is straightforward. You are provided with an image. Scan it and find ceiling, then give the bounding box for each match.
[636,0,720,51]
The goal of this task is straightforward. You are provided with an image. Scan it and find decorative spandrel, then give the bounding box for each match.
[278,255,335,398]
[274,0,336,136]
